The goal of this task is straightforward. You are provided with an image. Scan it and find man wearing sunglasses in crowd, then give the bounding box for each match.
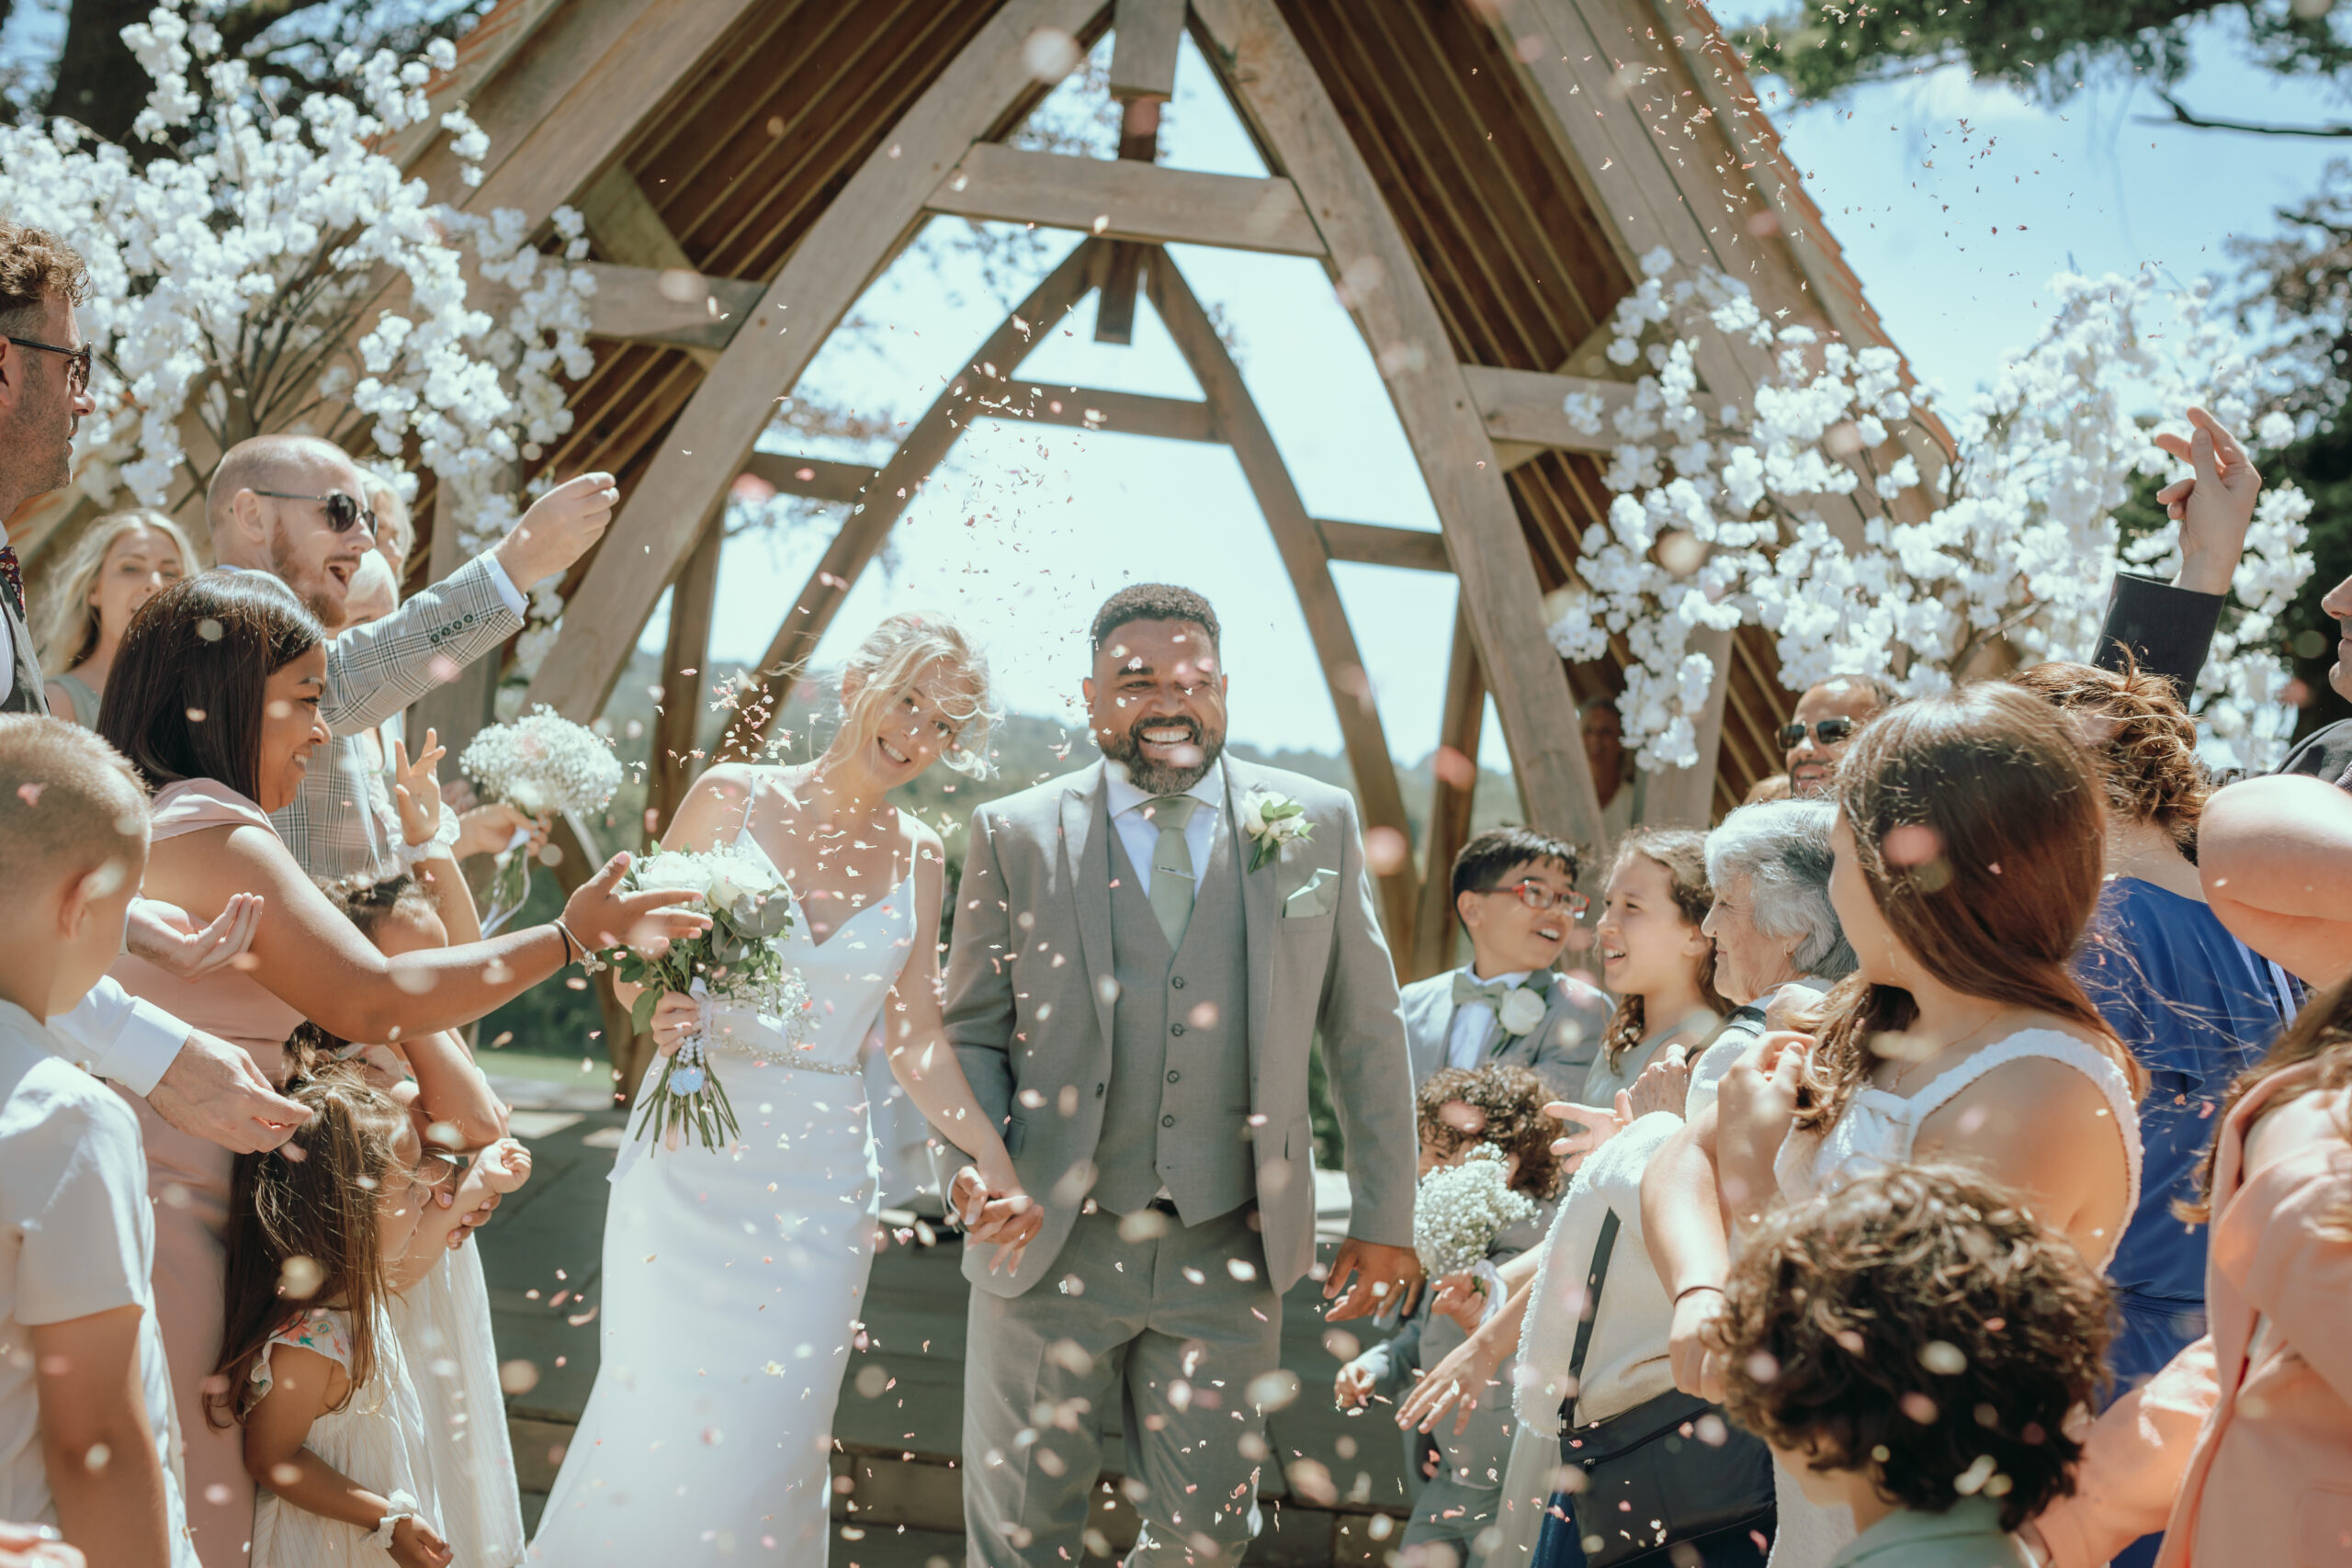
[1778,672,1900,797]
[204,433,620,883]
[1398,825,1611,1100]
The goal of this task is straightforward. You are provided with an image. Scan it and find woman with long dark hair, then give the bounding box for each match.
[1640,683,2145,1567]
[96,570,705,1568]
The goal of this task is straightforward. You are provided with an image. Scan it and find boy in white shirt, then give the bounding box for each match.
[0,716,190,1567]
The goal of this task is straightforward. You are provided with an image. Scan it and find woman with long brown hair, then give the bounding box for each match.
[96,570,706,1568]
[1639,683,2144,1567]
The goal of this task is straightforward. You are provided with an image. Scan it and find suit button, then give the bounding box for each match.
[1171,976,1186,989]
[1167,1070,1180,1084]
[1170,1023,1185,1037]
[1161,1115,1175,1127]
[1095,1083,1105,1098]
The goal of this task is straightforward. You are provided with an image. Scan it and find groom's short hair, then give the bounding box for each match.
[1090,583,1221,657]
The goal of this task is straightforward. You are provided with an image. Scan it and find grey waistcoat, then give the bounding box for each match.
[1092,814,1255,1222]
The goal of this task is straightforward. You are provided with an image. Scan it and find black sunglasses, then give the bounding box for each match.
[254,489,377,536]
[6,334,92,392]
[1778,716,1858,750]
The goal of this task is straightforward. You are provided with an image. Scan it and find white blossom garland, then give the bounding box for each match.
[1545,250,2313,773]
[0,6,596,682]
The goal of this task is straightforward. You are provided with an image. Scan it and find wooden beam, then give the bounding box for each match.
[1459,364,1637,455]
[724,243,1105,753]
[581,261,763,351]
[973,381,1216,443]
[927,142,1327,258]
[1108,0,1185,101]
[1148,250,1419,948]
[1315,520,1451,574]
[742,453,879,504]
[380,0,568,174]
[645,521,723,844]
[1408,609,1487,981]
[526,0,1111,720]
[578,164,697,273]
[407,491,503,770]
[1638,625,1734,829]
[1190,0,1604,854]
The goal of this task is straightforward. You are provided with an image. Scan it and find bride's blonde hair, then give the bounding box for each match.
[837,612,1000,779]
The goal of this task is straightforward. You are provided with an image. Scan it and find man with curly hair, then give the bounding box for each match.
[1709,1163,2114,1566]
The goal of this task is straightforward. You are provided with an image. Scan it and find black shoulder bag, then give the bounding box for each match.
[1558,1212,1775,1567]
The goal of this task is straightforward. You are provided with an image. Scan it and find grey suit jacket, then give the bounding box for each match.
[941,756,1417,1298]
[1398,970,1610,1099]
[272,554,521,880]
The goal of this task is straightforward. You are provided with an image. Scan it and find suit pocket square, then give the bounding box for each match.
[1283,870,1338,920]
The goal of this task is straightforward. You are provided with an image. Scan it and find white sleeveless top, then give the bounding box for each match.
[1762,1027,2143,1568]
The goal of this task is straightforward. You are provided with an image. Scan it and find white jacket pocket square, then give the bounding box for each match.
[1283,869,1338,919]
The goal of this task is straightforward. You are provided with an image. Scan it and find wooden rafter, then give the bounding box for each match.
[646,520,723,841]
[1147,249,1419,946]
[1408,607,1487,980]
[926,142,1328,258]
[525,0,1111,721]
[1456,365,1636,455]
[1190,0,1604,853]
[726,242,1104,751]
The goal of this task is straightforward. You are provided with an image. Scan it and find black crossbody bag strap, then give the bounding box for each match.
[1565,1210,1621,1408]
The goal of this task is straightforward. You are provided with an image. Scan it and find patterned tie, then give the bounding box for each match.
[0,544,21,623]
[1145,795,1201,948]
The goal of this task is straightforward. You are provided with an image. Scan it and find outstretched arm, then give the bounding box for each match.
[2199,773,2352,987]
[34,1308,171,1568]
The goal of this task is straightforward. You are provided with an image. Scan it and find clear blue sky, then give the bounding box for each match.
[668,15,2341,774]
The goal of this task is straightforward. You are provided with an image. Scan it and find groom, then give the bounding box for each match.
[942,584,1419,1565]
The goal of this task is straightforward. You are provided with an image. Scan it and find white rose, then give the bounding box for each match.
[1498,987,1547,1037]
[634,853,715,897]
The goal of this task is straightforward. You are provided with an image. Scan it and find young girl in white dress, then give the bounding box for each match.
[1642,682,2145,1568]
[213,1071,533,1567]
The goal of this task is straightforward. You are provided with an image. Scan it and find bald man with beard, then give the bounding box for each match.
[204,434,619,882]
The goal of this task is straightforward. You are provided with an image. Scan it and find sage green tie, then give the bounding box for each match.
[1145,795,1201,948]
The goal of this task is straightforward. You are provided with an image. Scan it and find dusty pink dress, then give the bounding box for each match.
[109,781,304,1568]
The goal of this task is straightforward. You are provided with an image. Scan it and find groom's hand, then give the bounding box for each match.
[1323,1237,1422,1322]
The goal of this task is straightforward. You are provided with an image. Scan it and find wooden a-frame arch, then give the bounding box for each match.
[521,0,1610,975]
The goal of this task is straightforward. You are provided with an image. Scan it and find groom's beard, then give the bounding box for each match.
[1100,713,1225,795]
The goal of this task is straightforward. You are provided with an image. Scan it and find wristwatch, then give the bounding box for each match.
[368,1489,424,1549]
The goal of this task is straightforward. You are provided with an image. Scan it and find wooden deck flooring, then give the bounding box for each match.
[481,1075,1418,1564]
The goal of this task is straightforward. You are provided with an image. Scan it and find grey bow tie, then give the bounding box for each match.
[1453,970,1549,1010]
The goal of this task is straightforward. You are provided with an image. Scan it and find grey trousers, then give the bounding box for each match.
[963,1206,1283,1566]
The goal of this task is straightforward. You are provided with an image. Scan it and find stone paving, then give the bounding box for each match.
[479,1072,1419,1564]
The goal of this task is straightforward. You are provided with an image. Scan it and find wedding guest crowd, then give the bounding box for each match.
[5,198,2352,1568]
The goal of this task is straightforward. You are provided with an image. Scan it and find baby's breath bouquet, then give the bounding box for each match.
[458,705,622,931]
[1413,1144,1537,1303]
[607,844,807,1154]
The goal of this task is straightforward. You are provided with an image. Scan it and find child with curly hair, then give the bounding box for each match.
[1335,1064,1565,1566]
[1709,1163,2113,1566]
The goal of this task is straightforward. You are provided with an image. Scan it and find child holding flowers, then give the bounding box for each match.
[1337,1064,1566,1565]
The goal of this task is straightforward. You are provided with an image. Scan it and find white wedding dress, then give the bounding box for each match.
[529,827,916,1563]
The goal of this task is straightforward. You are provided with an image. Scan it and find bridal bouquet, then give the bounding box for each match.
[1413,1143,1537,1303]
[458,705,623,931]
[605,844,807,1154]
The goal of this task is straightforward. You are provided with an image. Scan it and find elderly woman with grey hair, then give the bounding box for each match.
[1690,800,1857,1120]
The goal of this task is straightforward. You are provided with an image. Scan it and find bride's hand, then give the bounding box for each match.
[649,991,704,1058]
[956,1155,1043,1276]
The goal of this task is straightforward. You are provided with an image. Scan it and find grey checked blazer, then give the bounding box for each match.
[1398,968,1611,1100]
[272,555,521,881]
[941,757,1418,1299]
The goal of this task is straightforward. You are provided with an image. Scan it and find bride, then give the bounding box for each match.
[530,613,1041,1562]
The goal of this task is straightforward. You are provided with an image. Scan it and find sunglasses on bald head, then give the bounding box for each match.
[1778,716,1858,750]
[253,489,377,536]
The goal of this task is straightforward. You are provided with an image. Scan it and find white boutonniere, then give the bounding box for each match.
[1496,985,1548,1039]
[1238,786,1313,873]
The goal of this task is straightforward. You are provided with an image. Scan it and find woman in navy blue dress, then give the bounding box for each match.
[2015,663,2298,1568]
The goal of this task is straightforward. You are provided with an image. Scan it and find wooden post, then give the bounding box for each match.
[645,520,723,845]
[1188,0,1604,854]
[408,492,503,769]
[1408,609,1487,982]
[1148,249,1420,949]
